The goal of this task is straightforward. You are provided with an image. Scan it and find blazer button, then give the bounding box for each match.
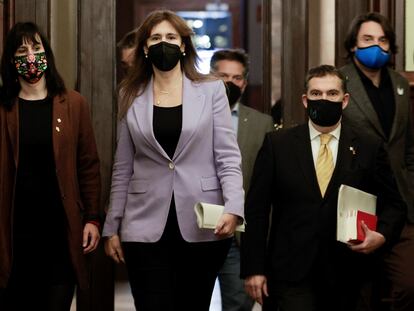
[169,162,175,170]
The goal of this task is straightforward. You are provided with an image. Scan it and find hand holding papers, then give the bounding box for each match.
[337,185,377,243]
[194,202,245,232]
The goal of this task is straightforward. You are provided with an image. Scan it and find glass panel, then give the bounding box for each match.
[177,10,232,74]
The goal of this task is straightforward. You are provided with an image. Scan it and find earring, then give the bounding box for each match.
[145,53,148,58]
[182,51,186,56]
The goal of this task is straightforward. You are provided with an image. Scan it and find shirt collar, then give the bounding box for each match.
[231,102,240,115]
[309,120,341,141]
[353,60,391,89]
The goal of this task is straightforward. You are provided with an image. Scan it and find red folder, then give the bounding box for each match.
[355,210,378,243]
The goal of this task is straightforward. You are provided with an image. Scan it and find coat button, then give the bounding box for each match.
[57,118,62,123]
[169,162,175,170]
[55,126,60,132]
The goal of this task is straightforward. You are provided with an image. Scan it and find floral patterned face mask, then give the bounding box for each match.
[14,52,48,84]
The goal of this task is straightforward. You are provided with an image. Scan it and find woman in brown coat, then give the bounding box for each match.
[0,22,101,311]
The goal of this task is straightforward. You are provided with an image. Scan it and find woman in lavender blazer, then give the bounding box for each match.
[103,10,244,311]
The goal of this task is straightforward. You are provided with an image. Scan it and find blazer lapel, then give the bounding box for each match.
[293,125,321,197]
[345,66,386,140]
[173,76,205,160]
[133,78,170,159]
[388,69,405,143]
[6,99,19,166]
[237,104,249,154]
[324,125,356,200]
[52,94,68,163]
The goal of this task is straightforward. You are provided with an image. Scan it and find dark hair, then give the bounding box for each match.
[210,48,249,78]
[344,12,397,58]
[117,29,137,50]
[118,10,212,119]
[0,22,66,107]
[304,65,347,93]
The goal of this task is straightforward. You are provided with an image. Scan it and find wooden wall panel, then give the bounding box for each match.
[1,0,14,52]
[262,0,271,114]
[14,0,49,37]
[335,0,370,68]
[1,1,5,50]
[281,0,308,127]
[78,0,116,310]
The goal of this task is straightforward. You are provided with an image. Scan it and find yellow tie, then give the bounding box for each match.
[316,134,334,197]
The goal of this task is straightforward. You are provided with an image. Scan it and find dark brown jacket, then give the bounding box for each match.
[0,90,101,289]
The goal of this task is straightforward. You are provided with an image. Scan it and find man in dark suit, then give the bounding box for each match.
[340,13,414,311]
[241,65,406,311]
[210,49,274,311]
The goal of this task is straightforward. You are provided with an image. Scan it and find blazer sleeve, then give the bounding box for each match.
[76,94,101,223]
[241,132,275,278]
[404,91,414,209]
[212,80,245,218]
[374,140,406,247]
[102,118,135,237]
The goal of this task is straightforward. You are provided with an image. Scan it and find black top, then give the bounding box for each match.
[355,63,395,138]
[153,105,182,159]
[153,105,183,241]
[12,97,73,285]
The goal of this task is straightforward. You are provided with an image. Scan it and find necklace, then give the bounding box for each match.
[154,77,182,106]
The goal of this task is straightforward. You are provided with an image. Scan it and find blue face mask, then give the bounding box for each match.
[354,45,390,69]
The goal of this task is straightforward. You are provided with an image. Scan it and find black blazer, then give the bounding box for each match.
[241,123,406,282]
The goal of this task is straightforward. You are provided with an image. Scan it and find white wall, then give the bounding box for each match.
[308,0,335,68]
[405,0,414,71]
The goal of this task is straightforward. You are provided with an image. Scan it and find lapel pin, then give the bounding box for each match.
[397,87,404,95]
[349,146,356,155]
[244,118,248,122]
[57,118,62,123]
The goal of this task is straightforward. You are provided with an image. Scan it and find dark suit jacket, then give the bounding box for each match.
[241,123,406,283]
[341,63,414,222]
[237,104,274,193]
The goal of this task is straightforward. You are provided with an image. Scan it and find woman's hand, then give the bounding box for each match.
[214,213,240,237]
[104,235,125,264]
[83,223,100,254]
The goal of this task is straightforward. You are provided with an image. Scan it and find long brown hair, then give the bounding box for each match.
[118,10,210,119]
[344,12,397,59]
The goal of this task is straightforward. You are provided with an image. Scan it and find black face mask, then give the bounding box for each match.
[148,41,182,71]
[307,99,343,127]
[225,81,242,107]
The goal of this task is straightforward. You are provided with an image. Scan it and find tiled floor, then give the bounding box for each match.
[70,279,261,311]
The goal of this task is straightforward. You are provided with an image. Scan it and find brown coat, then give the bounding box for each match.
[0,90,101,289]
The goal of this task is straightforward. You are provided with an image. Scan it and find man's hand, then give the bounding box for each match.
[348,221,386,254]
[244,275,269,305]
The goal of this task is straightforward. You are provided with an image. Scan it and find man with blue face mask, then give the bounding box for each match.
[341,12,414,311]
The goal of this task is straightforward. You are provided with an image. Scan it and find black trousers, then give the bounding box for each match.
[265,244,378,311]
[123,204,231,311]
[0,283,75,311]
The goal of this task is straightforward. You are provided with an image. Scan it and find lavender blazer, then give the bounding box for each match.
[103,76,244,242]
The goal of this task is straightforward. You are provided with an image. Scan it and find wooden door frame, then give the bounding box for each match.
[77,0,117,310]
